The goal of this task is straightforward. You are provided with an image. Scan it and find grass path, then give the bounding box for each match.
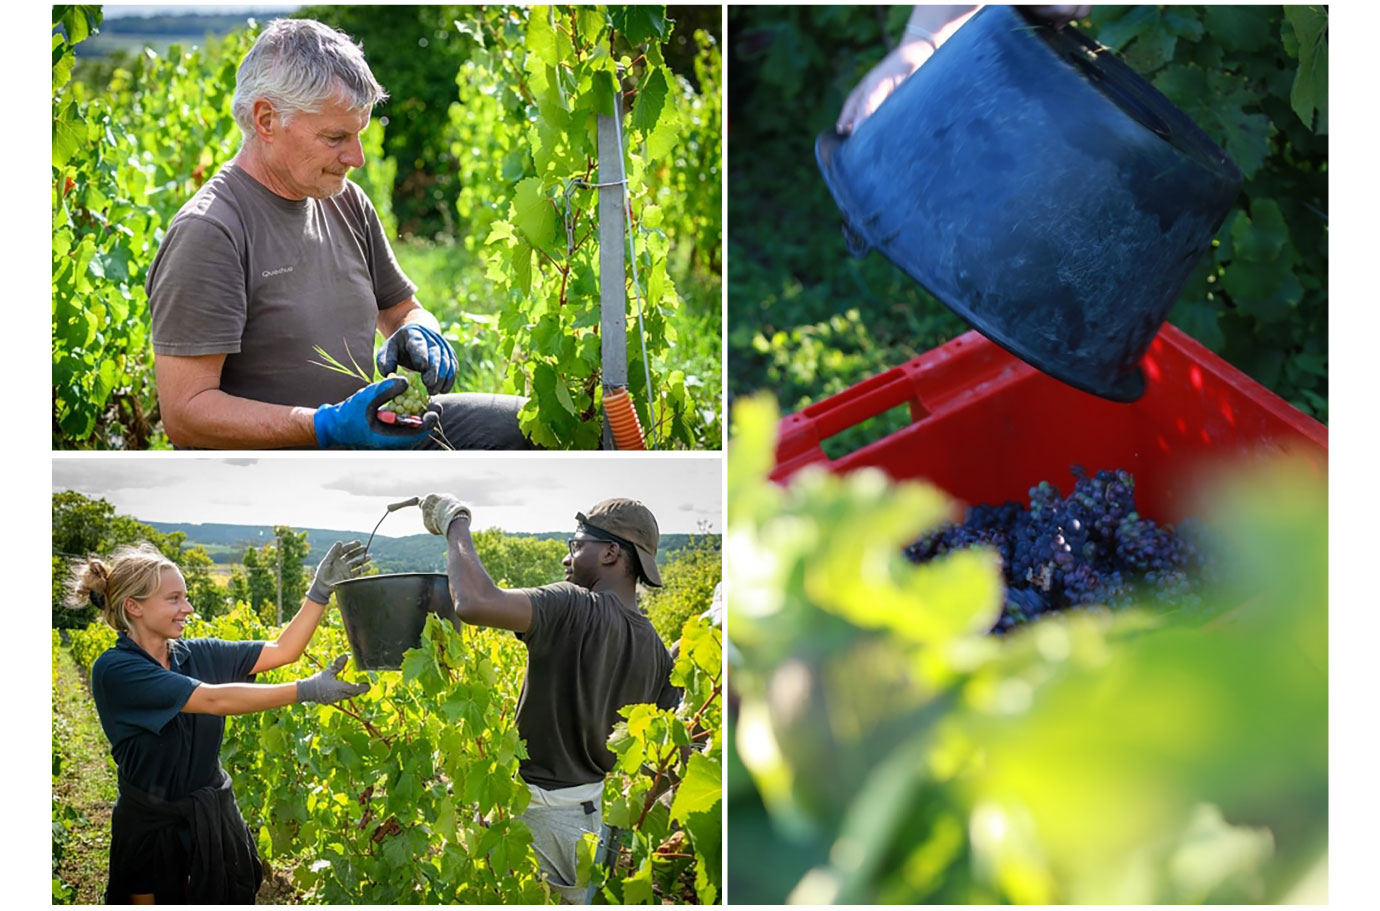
[52,646,300,904]
[52,646,117,904]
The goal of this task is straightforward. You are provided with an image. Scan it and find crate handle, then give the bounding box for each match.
[776,366,930,469]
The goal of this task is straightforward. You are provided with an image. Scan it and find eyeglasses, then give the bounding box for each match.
[567,534,618,555]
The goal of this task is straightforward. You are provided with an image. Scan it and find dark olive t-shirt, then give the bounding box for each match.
[145,163,416,407]
[514,582,679,789]
[90,634,265,800]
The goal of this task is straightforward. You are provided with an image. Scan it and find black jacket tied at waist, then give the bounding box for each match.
[106,768,263,904]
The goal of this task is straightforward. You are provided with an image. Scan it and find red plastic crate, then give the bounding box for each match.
[772,324,1327,523]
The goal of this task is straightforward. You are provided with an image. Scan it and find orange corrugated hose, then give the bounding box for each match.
[604,387,646,450]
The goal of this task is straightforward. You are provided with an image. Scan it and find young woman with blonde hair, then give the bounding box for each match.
[68,539,370,904]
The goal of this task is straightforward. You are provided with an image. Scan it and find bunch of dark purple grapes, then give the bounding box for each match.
[904,467,1217,633]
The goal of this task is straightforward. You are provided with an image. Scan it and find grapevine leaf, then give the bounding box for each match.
[1122,19,1178,71]
[1221,257,1301,323]
[1169,298,1226,353]
[644,120,677,160]
[512,241,533,297]
[1201,6,1271,54]
[400,646,430,683]
[609,6,673,46]
[1095,6,1157,52]
[485,250,512,287]
[806,484,1002,645]
[528,364,579,443]
[669,751,721,821]
[525,6,559,69]
[52,35,75,93]
[685,802,721,904]
[1219,115,1271,179]
[53,114,84,169]
[620,856,655,905]
[1230,199,1288,262]
[105,286,130,326]
[1152,65,1207,118]
[529,117,564,177]
[572,302,600,330]
[569,252,598,295]
[645,39,665,68]
[453,18,484,48]
[485,220,516,245]
[577,7,608,45]
[641,799,671,843]
[92,245,133,284]
[62,13,90,45]
[553,377,577,416]
[589,64,619,118]
[645,256,665,307]
[1163,9,1203,42]
[532,313,561,352]
[70,235,97,295]
[512,178,556,251]
[535,67,571,128]
[630,67,669,134]
[1284,7,1328,133]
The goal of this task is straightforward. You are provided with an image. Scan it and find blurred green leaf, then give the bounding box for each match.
[1284,7,1328,133]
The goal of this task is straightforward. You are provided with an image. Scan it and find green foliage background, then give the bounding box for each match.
[51,490,222,629]
[727,5,1327,446]
[642,534,722,642]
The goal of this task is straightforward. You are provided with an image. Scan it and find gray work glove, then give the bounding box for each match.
[307,540,371,605]
[297,655,369,705]
[419,493,473,536]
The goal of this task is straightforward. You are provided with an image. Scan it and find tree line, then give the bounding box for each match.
[53,490,722,640]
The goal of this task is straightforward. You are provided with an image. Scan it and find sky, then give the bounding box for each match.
[52,456,722,536]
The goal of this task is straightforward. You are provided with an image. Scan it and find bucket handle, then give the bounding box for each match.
[365,498,421,556]
[841,220,871,257]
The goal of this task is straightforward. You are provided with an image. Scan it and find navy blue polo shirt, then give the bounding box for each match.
[90,634,265,800]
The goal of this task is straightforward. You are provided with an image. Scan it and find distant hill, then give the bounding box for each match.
[70,10,295,58]
[145,521,717,574]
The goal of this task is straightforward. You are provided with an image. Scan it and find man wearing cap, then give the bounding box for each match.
[416,492,678,902]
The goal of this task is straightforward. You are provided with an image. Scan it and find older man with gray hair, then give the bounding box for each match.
[147,18,531,449]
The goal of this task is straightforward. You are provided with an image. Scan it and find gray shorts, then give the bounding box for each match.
[520,781,603,903]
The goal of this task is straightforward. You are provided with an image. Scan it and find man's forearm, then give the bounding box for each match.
[444,519,503,617]
[400,307,441,332]
[167,387,318,449]
[377,295,442,338]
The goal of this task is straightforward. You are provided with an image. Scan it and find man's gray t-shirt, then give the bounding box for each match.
[145,163,416,407]
[514,582,679,790]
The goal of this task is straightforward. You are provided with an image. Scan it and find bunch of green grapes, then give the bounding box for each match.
[388,369,432,417]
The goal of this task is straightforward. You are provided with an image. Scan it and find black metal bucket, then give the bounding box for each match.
[334,573,457,671]
[815,5,1242,401]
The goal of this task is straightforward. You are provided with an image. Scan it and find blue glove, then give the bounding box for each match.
[314,378,439,449]
[376,324,458,394]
